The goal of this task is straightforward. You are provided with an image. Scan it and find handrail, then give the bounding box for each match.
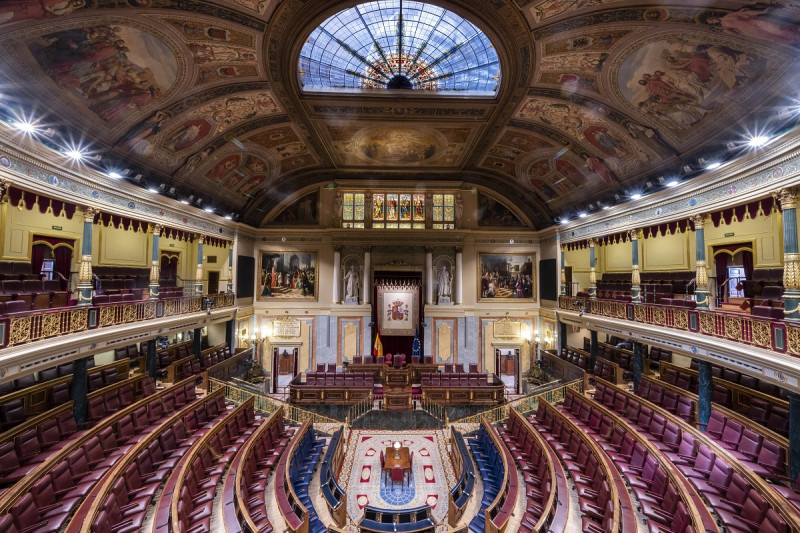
[570,386,717,533]
[0,293,234,349]
[346,392,374,425]
[276,418,311,533]
[321,425,348,528]
[168,396,255,533]
[208,377,340,428]
[420,395,448,425]
[71,385,225,533]
[0,375,197,515]
[479,417,515,533]
[597,376,800,531]
[201,348,252,390]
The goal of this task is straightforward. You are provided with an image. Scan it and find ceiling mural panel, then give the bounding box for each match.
[0,0,795,227]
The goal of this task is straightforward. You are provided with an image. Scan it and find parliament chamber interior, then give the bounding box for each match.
[0,0,799,531]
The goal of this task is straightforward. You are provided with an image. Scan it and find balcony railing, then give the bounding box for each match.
[0,293,234,349]
[558,295,793,356]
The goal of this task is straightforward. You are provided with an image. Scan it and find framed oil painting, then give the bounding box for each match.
[257,251,317,301]
[478,253,536,302]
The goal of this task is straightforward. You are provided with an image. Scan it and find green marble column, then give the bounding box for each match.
[146,339,157,380]
[697,359,712,430]
[632,341,643,392]
[692,214,710,309]
[195,236,204,296]
[77,207,96,305]
[630,230,642,303]
[148,224,161,299]
[71,357,89,425]
[227,247,234,293]
[193,327,203,362]
[779,189,800,319]
[589,239,597,298]
[789,392,800,480]
[589,330,598,370]
[560,244,567,296]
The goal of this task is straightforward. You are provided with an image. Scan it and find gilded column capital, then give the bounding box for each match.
[197,235,205,245]
[628,229,639,241]
[0,178,8,200]
[690,214,705,229]
[588,238,596,248]
[784,253,800,290]
[83,206,96,222]
[152,224,162,236]
[778,188,797,211]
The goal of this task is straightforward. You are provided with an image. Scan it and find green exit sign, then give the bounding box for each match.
[169,243,175,247]
[51,225,62,231]
[724,232,734,237]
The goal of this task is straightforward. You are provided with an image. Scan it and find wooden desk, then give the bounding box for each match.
[384,446,411,471]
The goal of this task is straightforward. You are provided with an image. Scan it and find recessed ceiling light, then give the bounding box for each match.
[224,214,233,220]
[180,199,190,205]
[65,149,84,160]
[108,172,121,179]
[631,193,642,200]
[705,162,721,170]
[148,187,159,194]
[748,135,769,147]
[578,212,587,218]
[666,180,679,187]
[602,205,611,210]
[13,121,37,133]
[204,207,214,213]
[559,218,568,225]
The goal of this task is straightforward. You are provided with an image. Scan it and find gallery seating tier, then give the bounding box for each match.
[63,387,235,533]
[320,426,347,528]
[221,407,292,533]
[0,375,198,530]
[359,505,436,533]
[0,279,69,311]
[595,377,800,531]
[551,387,719,533]
[496,408,568,532]
[448,428,476,528]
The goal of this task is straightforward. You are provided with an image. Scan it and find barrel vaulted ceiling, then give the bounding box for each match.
[0,0,797,229]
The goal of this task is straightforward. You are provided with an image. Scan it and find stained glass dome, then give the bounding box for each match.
[299,1,501,94]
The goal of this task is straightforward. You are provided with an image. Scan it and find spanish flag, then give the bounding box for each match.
[373,330,383,358]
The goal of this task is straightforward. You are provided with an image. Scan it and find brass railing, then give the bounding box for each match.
[346,392,374,425]
[2,293,234,349]
[450,379,583,429]
[559,295,792,356]
[420,396,448,426]
[208,378,340,431]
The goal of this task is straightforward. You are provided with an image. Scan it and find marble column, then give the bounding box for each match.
[77,206,96,306]
[558,321,567,355]
[455,247,463,305]
[630,230,642,303]
[425,248,433,305]
[146,339,157,380]
[71,357,89,425]
[589,330,598,370]
[779,189,800,319]
[227,247,234,293]
[148,224,161,299]
[560,244,567,296]
[589,239,597,298]
[363,247,371,304]
[193,327,203,362]
[632,341,643,392]
[697,359,712,430]
[789,392,800,479]
[332,247,341,304]
[226,319,235,352]
[195,236,204,296]
[693,214,710,309]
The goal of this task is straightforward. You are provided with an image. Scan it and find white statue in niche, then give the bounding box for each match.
[344,264,359,303]
[438,265,452,304]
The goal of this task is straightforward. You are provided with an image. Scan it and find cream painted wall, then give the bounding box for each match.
[642,232,690,271]
[564,247,590,292]
[703,212,783,270]
[98,224,148,266]
[1,203,84,267]
[601,240,635,272]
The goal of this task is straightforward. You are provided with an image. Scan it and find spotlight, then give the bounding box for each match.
[224,214,233,220]
[705,162,721,170]
[560,218,568,225]
[578,212,587,218]
[108,172,122,179]
[631,193,642,200]
[602,205,611,210]
[65,149,84,161]
[666,180,679,188]
[204,207,214,213]
[748,135,769,147]
[180,199,190,205]
[13,121,37,134]
[148,187,159,194]
[683,164,693,173]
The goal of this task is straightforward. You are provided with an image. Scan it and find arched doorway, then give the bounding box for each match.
[31,236,74,291]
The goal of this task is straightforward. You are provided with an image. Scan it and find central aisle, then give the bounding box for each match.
[340,429,456,524]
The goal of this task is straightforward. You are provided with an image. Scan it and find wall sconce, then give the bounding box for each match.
[534,329,541,344]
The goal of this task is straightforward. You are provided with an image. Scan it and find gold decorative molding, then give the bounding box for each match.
[631,265,640,286]
[778,188,796,211]
[78,254,93,283]
[696,259,708,288]
[628,229,639,241]
[784,253,800,290]
[152,224,162,237]
[83,206,96,222]
[690,213,705,230]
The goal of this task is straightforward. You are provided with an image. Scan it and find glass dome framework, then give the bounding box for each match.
[299,1,501,94]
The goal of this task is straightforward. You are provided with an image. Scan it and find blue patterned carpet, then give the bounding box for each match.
[379,470,416,506]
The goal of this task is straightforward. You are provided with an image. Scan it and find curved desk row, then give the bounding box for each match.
[447,427,474,527]
[360,504,435,533]
[321,425,347,528]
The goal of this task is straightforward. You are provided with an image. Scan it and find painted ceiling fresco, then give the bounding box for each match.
[0,0,796,228]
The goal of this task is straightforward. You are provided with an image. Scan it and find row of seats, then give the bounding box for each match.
[320,426,346,525]
[448,430,476,525]
[168,401,257,533]
[658,298,698,309]
[591,382,791,532]
[304,372,374,387]
[113,344,141,363]
[0,280,68,311]
[421,372,491,387]
[686,359,784,398]
[85,376,156,426]
[92,390,230,533]
[91,293,142,305]
[0,262,37,281]
[2,380,200,532]
[360,505,435,533]
[635,379,787,478]
[497,411,561,533]
[550,390,710,533]
[288,424,325,533]
[225,408,292,533]
[466,423,508,533]
[166,344,231,383]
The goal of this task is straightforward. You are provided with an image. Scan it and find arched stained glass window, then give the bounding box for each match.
[299,1,500,94]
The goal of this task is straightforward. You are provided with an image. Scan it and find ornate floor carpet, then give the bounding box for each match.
[340,429,455,525]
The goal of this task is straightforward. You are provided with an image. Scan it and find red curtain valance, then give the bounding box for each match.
[5,186,78,219]
[710,197,777,227]
[565,239,590,251]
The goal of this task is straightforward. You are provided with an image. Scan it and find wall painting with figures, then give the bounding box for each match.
[258,251,316,301]
[479,253,536,302]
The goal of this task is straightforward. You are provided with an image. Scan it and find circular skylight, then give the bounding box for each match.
[299,1,501,94]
